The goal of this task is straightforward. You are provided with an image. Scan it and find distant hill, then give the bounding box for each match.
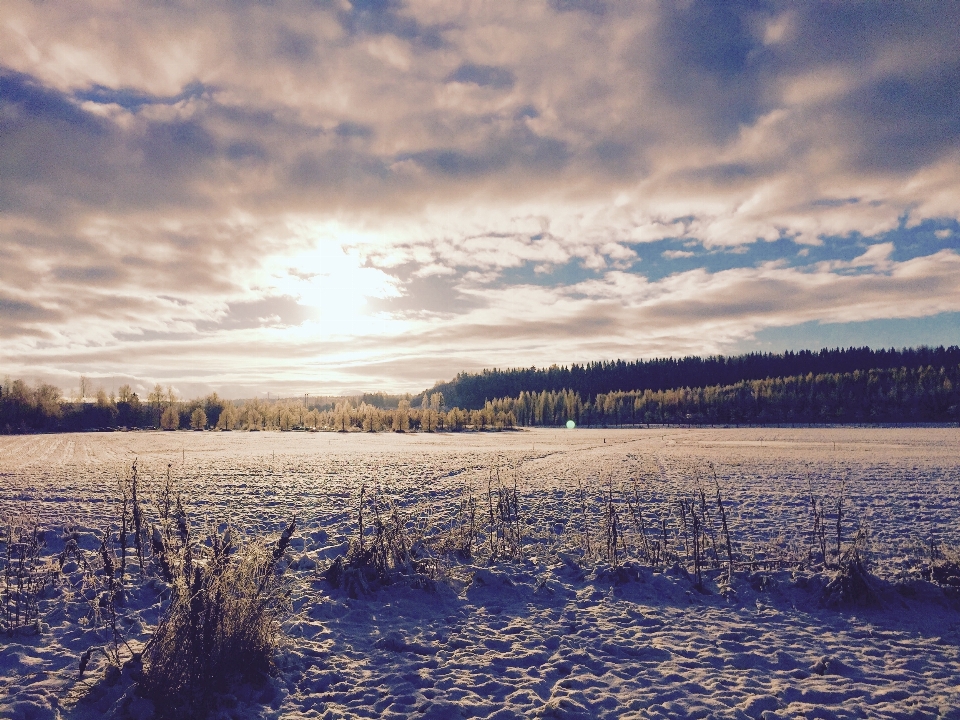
[418,346,960,410]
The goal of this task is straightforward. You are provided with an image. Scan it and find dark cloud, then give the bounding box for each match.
[550,0,607,16]
[274,26,318,62]
[785,2,960,66]
[402,132,568,178]
[1,227,97,257]
[650,1,768,142]
[225,140,268,163]
[0,69,105,133]
[671,162,759,187]
[842,61,960,173]
[589,140,636,174]
[336,0,446,48]
[73,81,211,112]
[447,64,515,89]
[335,121,374,139]
[140,119,218,172]
[366,270,487,317]
[0,296,59,322]
[288,148,391,191]
[662,0,759,81]
[0,69,110,215]
[0,295,62,340]
[0,68,224,218]
[52,266,122,284]
[811,198,860,208]
[196,295,318,331]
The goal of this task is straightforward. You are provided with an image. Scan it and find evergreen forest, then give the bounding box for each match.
[420,346,960,409]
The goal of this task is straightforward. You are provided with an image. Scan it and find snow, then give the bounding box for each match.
[1,427,959,719]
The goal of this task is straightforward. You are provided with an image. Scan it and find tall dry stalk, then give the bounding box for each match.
[713,471,735,583]
[835,480,845,566]
[808,479,828,567]
[578,477,593,557]
[682,498,704,589]
[602,481,622,566]
[485,469,523,560]
[625,479,654,565]
[130,460,146,570]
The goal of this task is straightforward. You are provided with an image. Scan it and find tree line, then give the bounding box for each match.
[0,381,511,434]
[0,381,232,434]
[419,345,960,410]
[2,350,958,434]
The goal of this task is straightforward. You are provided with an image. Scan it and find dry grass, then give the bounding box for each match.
[924,544,960,590]
[821,527,881,607]
[1,512,52,634]
[486,470,523,561]
[138,516,296,717]
[52,461,300,717]
[426,483,478,562]
[323,484,432,596]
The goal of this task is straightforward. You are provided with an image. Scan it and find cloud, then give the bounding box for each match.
[1,1,959,394]
[447,63,515,89]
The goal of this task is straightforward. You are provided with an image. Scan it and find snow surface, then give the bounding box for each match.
[1,427,959,719]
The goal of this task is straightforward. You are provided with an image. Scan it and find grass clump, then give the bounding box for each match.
[821,526,880,608]
[61,462,297,717]
[486,470,523,561]
[138,515,296,717]
[324,485,431,595]
[922,544,960,591]
[427,483,478,562]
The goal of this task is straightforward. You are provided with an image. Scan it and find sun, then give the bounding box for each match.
[269,226,403,339]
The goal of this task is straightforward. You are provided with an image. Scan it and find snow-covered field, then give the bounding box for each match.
[2,427,959,719]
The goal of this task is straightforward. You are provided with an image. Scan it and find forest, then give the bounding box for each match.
[419,345,960,409]
[2,346,958,433]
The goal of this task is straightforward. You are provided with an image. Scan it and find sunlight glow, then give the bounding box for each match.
[271,226,403,339]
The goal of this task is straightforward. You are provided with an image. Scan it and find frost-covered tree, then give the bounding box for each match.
[191,407,207,430]
[161,405,180,430]
[216,404,238,430]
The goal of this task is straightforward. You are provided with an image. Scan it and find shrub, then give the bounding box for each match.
[138,517,296,717]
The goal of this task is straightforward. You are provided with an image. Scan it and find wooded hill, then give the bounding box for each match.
[478,365,958,427]
[418,346,960,410]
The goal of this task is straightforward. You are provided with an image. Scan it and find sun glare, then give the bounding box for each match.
[271,231,402,338]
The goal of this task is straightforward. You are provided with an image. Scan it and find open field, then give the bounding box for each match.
[2,428,960,719]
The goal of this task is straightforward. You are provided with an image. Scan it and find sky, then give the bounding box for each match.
[2,0,959,399]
